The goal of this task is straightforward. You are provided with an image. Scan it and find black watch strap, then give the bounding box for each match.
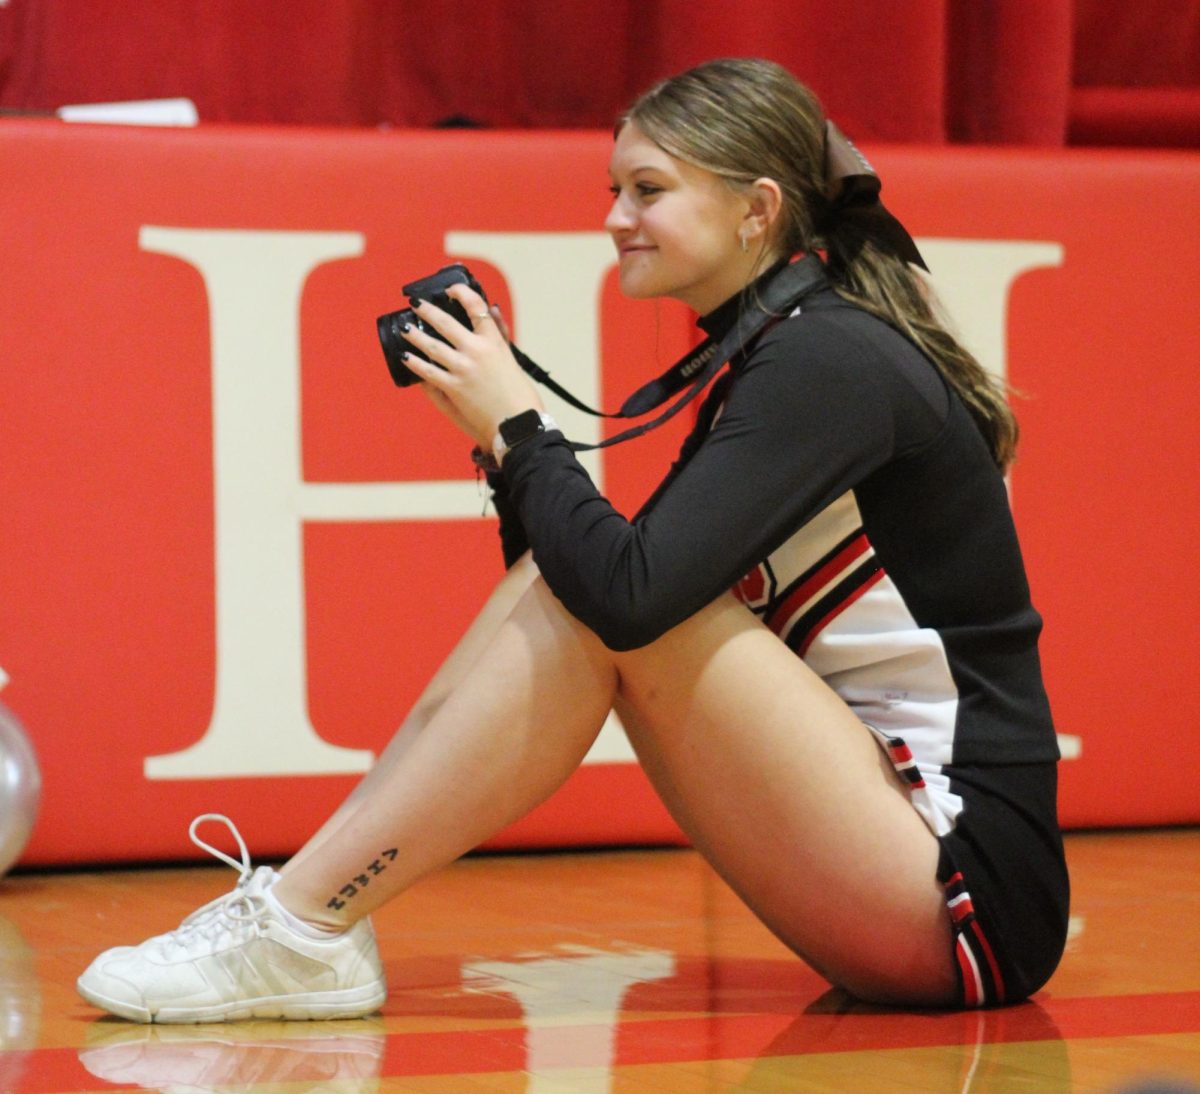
[493,410,558,463]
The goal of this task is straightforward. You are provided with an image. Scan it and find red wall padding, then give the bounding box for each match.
[2,120,1198,864]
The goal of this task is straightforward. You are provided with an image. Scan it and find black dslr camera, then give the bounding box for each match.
[376,263,487,387]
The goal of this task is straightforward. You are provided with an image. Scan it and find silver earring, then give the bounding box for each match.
[739,233,749,253]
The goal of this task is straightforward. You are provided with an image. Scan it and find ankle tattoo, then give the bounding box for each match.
[325,848,398,912]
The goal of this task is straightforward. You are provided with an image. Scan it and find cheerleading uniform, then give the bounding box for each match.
[490,264,1069,1005]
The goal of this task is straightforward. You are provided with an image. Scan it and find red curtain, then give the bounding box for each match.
[1070,0,1200,145]
[0,0,1196,145]
[946,0,1074,145]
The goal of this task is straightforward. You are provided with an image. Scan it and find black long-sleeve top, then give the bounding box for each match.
[489,263,1057,772]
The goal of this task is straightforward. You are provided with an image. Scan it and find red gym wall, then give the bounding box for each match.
[1,2,1197,865]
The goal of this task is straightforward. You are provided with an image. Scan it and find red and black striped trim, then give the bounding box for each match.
[882,735,926,790]
[764,530,865,633]
[763,530,885,654]
[787,556,883,656]
[944,871,1006,1007]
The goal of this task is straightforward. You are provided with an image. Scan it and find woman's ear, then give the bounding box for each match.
[743,177,784,246]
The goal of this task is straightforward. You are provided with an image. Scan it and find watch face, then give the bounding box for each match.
[499,408,544,447]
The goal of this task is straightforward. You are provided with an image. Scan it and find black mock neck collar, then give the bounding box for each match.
[696,257,819,340]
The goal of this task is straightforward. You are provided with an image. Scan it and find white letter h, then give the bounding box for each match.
[142,227,384,778]
[138,226,620,779]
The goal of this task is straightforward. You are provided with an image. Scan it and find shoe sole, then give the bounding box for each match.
[76,978,387,1024]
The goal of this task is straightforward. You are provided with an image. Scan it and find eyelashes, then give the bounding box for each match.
[608,184,664,199]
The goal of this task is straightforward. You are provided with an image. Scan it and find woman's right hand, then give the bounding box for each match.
[419,303,515,449]
[402,288,543,452]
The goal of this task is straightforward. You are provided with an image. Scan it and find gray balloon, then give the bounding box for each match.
[0,703,40,876]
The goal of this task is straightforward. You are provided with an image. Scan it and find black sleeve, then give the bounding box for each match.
[501,314,938,650]
[485,468,530,570]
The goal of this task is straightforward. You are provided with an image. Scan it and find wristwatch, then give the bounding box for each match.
[492,410,558,464]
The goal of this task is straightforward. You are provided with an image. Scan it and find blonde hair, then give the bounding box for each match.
[622,58,1019,469]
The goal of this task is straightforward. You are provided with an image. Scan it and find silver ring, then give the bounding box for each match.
[472,310,492,322]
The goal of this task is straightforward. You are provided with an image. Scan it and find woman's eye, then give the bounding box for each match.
[608,182,663,200]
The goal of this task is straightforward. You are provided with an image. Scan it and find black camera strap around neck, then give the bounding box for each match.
[506,255,828,452]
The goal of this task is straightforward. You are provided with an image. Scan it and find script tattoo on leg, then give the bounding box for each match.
[326,848,398,912]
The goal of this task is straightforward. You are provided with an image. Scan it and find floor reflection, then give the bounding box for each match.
[448,946,1072,1088]
[463,943,675,1089]
[0,915,40,1093]
[66,947,1103,1091]
[63,936,1093,1092]
[744,990,1073,1092]
[78,1017,385,1093]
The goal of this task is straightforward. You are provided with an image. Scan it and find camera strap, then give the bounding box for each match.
[506,255,828,452]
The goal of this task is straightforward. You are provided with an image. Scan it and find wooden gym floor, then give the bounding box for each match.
[0,828,1197,1092]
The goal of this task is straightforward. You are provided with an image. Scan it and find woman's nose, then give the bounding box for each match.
[605,194,635,236]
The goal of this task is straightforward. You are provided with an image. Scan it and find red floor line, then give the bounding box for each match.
[2,1048,138,1094]
[7,990,1200,1090]
[615,990,1200,1066]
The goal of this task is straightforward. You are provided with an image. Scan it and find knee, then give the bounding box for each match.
[790,915,960,1010]
[510,578,617,670]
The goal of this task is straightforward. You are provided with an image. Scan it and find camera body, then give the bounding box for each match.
[376,263,487,387]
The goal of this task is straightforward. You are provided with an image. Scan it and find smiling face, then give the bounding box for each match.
[605,122,777,315]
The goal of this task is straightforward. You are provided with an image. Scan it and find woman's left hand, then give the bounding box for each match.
[400,283,543,450]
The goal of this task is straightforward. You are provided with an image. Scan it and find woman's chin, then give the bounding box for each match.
[617,272,663,301]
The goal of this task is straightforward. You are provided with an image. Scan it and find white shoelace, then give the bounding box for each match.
[189,812,253,876]
[155,814,274,956]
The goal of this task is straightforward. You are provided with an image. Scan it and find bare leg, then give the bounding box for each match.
[273,572,615,920]
[608,596,955,1006]
[282,552,541,876]
[273,578,956,1006]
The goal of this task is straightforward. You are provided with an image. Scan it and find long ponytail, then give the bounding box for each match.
[823,231,1019,469]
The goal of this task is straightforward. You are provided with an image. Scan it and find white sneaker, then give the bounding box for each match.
[77,814,388,1024]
